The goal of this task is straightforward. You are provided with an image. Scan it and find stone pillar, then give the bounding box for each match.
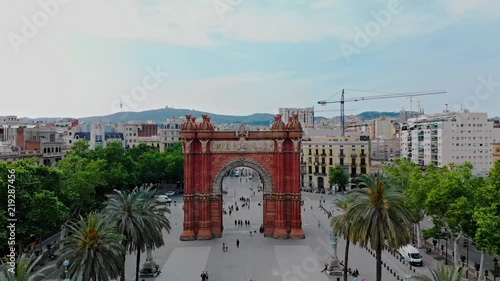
[273,139,288,239]
[210,194,223,238]
[197,141,212,240]
[180,140,195,241]
[290,150,305,239]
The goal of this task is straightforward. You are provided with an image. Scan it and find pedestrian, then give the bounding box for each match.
[201,271,206,281]
[229,210,232,217]
[235,220,237,227]
[321,264,327,273]
[222,243,225,252]
[311,205,313,210]
[236,239,240,248]
[205,271,209,281]
[248,220,250,225]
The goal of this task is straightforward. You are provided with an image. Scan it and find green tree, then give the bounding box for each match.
[411,263,464,281]
[384,159,433,248]
[0,159,68,253]
[0,254,53,281]
[26,190,70,253]
[59,156,107,211]
[330,195,354,281]
[104,188,171,281]
[57,212,125,281]
[348,172,413,281]
[329,166,349,192]
[471,160,500,279]
[425,163,478,266]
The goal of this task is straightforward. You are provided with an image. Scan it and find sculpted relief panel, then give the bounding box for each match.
[210,140,274,153]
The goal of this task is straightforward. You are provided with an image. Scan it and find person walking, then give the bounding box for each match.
[236,239,240,248]
[201,271,206,281]
[235,220,237,227]
[321,264,328,273]
[229,210,232,217]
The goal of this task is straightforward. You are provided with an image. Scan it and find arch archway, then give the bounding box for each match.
[179,114,305,240]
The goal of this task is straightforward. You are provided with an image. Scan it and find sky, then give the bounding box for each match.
[1,0,500,119]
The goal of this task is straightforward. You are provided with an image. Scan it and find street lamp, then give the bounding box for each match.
[63,260,70,281]
[493,257,499,281]
[465,235,470,278]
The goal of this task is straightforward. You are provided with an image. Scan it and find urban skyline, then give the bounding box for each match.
[2,1,500,118]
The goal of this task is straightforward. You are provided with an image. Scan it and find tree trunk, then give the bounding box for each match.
[478,251,485,281]
[416,222,422,249]
[453,234,461,266]
[136,247,141,281]
[376,247,382,281]
[120,240,127,281]
[344,238,350,281]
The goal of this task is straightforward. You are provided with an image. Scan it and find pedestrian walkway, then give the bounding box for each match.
[275,245,330,281]
[157,247,211,281]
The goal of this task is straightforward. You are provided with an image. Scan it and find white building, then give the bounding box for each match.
[159,117,183,151]
[400,108,496,176]
[279,107,314,128]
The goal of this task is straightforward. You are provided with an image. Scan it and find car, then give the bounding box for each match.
[155,195,172,203]
[165,191,176,196]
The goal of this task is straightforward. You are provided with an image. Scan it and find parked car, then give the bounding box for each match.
[155,195,172,203]
[165,191,176,196]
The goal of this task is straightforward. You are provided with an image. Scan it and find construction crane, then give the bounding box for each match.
[318,89,447,136]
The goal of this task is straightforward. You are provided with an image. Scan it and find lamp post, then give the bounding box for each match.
[63,260,70,281]
[466,236,470,278]
[445,237,448,265]
[493,257,499,281]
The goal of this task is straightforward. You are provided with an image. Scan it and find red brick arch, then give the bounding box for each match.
[179,114,305,240]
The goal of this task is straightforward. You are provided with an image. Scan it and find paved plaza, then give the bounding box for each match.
[120,175,436,281]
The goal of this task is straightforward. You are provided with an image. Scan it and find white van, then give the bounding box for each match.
[398,245,423,266]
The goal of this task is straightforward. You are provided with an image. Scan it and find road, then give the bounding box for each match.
[420,216,498,274]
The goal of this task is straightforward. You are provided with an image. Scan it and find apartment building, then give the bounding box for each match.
[159,117,183,151]
[493,142,500,163]
[115,121,157,148]
[400,109,497,176]
[370,138,401,162]
[301,135,370,192]
[0,116,65,166]
[279,107,314,128]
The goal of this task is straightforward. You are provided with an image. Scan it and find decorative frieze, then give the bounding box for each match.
[210,140,274,153]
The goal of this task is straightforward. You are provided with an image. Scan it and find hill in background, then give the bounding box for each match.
[9,108,405,125]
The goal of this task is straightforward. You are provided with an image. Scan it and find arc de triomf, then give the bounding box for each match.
[179,114,305,240]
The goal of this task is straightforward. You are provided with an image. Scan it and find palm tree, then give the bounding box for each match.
[105,188,171,281]
[348,172,413,281]
[0,254,52,281]
[411,263,464,281]
[330,194,354,281]
[57,212,125,281]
